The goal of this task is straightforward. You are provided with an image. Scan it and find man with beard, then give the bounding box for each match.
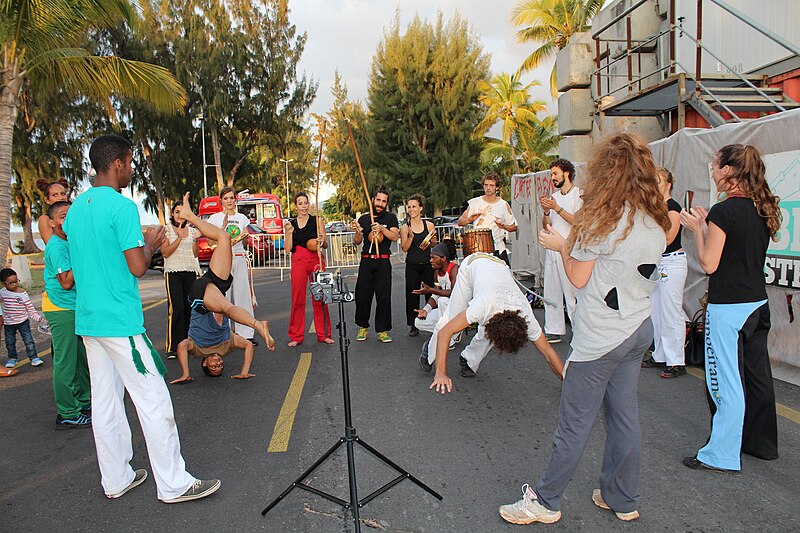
[539,159,582,344]
[458,172,518,266]
[351,187,400,342]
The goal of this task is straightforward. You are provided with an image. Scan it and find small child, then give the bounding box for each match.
[0,267,44,368]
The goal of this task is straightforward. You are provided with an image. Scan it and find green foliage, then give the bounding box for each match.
[512,0,605,96]
[367,12,490,212]
[322,71,369,217]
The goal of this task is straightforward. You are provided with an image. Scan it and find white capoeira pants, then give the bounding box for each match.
[415,297,461,348]
[83,335,195,500]
[425,263,493,372]
[228,254,255,339]
[543,249,577,336]
[650,251,688,365]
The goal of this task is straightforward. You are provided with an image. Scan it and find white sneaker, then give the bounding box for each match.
[499,484,561,524]
[592,489,640,521]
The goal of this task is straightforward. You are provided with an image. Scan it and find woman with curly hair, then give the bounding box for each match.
[680,144,781,472]
[36,179,69,245]
[499,133,670,525]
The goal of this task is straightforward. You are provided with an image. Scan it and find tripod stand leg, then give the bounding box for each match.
[262,437,345,515]
[356,437,443,501]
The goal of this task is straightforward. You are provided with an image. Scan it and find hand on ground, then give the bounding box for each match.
[169,376,193,385]
[430,373,452,394]
[231,373,256,379]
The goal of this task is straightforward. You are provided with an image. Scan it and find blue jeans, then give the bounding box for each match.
[4,320,37,359]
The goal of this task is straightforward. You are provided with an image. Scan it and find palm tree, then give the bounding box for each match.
[474,71,547,173]
[512,0,605,97]
[0,0,187,261]
[479,115,562,176]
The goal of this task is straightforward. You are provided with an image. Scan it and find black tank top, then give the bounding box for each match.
[406,222,432,265]
[291,216,318,253]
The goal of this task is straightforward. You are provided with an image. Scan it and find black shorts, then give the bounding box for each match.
[188,269,234,314]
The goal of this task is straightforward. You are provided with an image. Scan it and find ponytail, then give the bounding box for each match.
[716,144,782,240]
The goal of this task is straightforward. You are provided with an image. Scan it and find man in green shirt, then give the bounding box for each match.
[64,135,219,503]
[43,201,91,429]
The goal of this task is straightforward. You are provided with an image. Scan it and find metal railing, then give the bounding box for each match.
[593,0,798,115]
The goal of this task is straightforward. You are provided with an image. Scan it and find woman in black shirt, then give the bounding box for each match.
[680,144,782,472]
[399,194,436,336]
[285,192,333,346]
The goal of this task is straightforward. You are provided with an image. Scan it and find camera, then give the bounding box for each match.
[310,270,354,304]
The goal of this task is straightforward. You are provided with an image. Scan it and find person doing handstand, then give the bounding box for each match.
[168,193,274,385]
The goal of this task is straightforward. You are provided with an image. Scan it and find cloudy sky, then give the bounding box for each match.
[290,0,557,118]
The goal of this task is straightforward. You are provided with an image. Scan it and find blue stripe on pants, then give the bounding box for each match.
[697,300,766,471]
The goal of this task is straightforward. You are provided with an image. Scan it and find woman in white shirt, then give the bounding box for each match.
[162,201,201,358]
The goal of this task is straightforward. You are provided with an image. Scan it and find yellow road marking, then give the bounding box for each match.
[268,352,312,452]
[686,366,800,425]
[143,298,167,312]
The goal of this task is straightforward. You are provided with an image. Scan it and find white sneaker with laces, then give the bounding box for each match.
[499,484,561,524]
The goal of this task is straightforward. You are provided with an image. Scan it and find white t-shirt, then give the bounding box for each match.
[460,254,542,342]
[207,211,249,254]
[568,207,665,363]
[466,196,517,252]
[548,186,582,237]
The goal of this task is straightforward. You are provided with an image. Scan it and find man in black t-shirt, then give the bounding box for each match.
[350,187,400,342]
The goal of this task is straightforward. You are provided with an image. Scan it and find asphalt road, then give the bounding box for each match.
[2,266,799,532]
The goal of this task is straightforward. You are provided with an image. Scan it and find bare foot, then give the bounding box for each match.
[288,341,300,347]
[255,320,275,351]
[177,192,198,223]
[320,338,335,344]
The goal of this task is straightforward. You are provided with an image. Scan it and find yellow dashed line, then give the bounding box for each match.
[268,352,312,452]
[686,366,800,425]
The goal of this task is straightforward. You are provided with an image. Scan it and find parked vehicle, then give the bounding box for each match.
[244,224,275,260]
[325,221,349,234]
[198,191,286,250]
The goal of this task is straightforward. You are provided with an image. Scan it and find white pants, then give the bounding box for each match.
[416,298,461,347]
[650,252,688,365]
[425,263,492,372]
[543,249,577,335]
[83,335,195,500]
[228,254,255,338]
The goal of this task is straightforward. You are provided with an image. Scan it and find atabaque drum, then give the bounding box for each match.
[463,228,494,256]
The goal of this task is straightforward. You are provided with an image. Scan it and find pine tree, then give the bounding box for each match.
[367,13,490,212]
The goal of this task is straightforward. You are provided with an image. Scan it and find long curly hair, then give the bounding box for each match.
[716,144,782,240]
[568,133,670,251]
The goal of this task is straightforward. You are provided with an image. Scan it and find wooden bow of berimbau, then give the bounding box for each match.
[342,112,382,254]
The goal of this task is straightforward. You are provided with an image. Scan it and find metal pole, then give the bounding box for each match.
[626,16,633,93]
[669,0,676,75]
[201,116,208,197]
[696,0,703,95]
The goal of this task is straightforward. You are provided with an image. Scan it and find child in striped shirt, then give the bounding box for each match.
[1,267,44,368]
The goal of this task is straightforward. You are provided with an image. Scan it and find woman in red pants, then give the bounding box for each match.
[285,192,334,346]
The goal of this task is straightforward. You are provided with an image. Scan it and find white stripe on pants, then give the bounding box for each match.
[228,255,255,339]
[425,260,493,372]
[650,252,687,365]
[83,335,195,500]
[543,249,576,335]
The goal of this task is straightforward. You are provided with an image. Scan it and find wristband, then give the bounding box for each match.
[423,304,432,313]
[543,210,550,216]
[556,207,563,215]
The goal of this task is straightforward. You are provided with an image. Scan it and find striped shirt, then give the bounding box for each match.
[0,288,42,325]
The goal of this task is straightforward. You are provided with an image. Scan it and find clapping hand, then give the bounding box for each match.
[412,282,433,295]
[415,308,428,320]
[538,224,566,253]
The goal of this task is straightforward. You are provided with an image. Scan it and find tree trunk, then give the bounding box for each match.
[209,124,224,193]
[20,196,40,254]
[0,66,24,265]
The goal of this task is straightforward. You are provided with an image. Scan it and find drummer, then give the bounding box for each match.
[458,172,517,266]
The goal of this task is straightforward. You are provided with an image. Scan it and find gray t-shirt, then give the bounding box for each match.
[567,207,665,364]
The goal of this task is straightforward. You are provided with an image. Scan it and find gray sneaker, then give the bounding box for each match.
[162,479,221,504]
[106,469,148,499]
[499,484,561,524]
